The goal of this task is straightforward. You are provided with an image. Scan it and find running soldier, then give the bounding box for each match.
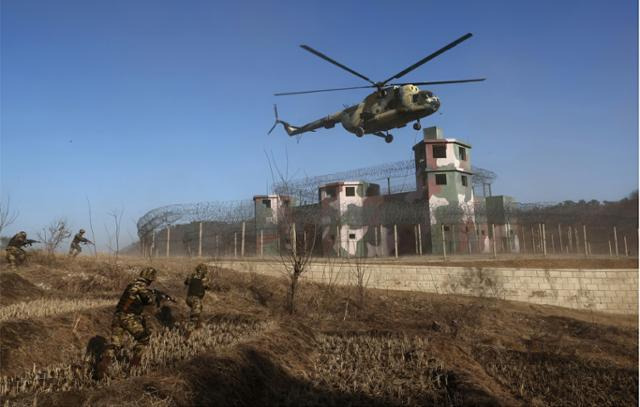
[184,263,211,330]
[95,267,174,379]
[68,229,93,257]
[5,231,38,269]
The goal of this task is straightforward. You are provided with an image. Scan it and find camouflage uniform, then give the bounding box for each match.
[96,268,158,377]
[184,264,211,329]
[5,232,29,269]
[69,229,92,257]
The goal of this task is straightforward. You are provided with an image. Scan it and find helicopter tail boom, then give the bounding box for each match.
[268,104,301,136]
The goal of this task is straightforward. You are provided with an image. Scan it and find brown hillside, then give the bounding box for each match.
[0,255,637,406]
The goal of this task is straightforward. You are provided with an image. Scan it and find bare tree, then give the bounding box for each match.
[266,152,319,314]
[38,218,72,255]
[105,207,124,261]
[0,196,19,236]
[85,196,98,257]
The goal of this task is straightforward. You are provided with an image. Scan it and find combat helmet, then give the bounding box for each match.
[139,267,157,282]
[79,229,86,234]
[195,263,209,277]
[18,231,27,237]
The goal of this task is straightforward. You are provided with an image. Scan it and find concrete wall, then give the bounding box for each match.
[215,259,638,315]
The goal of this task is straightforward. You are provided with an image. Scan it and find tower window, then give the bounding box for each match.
[262,199,271,208]
[459,147,467,161]
[325,187,336,198]
[349,233,356,239]
[432,144,446,158]
[345,186,356,197]
[435,174,447,185]
[461,175,468,187]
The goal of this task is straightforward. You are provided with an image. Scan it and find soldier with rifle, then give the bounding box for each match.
[184,263,212,331]
[95,266,175,379]
[5,231,39,269]
[68,229,94,257]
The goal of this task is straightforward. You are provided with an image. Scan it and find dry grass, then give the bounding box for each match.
[0,298,114,323]
[0,254,637,406]
[1,318,270,399]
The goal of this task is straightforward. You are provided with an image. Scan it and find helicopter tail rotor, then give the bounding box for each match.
[268,104,300,136]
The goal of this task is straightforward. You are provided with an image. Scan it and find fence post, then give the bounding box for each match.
[522,228,526,253]
[234,232,237,258]
[441,224,447,261]
[568,227,573,252]
[418,223,423,255]
[583,225,588,257]
[374,225,379,248]
[551,233,555,254]
[414,225,419,255]
[241,222,245,257]
[574,227,580,254]
[291,224,297,258]
[198,222,203,257]
[531,225,536,254]
[613,226,619,257]
[166,227,170,257]
[337,225,341,257]
[608,240,612,256]
[394,224,399,259]
[624,235,628,256]
[491,224,497,259]
[260,230,264,257]
[215,234,219,257]
[151,231,156,258]
[542,224,547,257]
[557,224,563,254]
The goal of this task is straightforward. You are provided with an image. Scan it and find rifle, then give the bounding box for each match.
[24,239,40,246]
[152,289,176,306]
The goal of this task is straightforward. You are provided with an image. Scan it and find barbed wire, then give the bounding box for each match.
[138,160,498,238]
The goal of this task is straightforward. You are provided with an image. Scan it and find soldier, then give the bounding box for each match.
[184,263,211,330]
[68,229,93,257]
[5,231,38,269]
[95,267,174,379]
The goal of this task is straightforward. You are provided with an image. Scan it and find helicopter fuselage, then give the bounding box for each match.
[338,84,440,134]
[270,34,482,143]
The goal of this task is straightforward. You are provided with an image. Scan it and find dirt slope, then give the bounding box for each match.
[0,255,637,406]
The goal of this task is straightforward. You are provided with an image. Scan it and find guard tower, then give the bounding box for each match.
[318,181,384,257]
[412,126,476,254]
[253,194,291,256]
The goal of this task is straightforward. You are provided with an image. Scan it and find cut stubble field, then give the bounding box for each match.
[0,254,637,406]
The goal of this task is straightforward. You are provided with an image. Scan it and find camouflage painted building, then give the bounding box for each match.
[252,126,517,257]
[413,126,476,254]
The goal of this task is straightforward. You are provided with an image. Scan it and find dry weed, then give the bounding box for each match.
[0,298,114,323]
[1,319,272,399]
[310,332,458,406]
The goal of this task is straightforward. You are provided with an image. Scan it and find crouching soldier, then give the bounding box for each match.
[95,266,174,379]
[68,229,93,257]
[184,263,211,330]
[5,231,38,269]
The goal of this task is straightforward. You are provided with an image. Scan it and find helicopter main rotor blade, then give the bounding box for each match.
[381,33,474,85]
[300,45,377,86]
[274,84,375,96]
[392,78,486,86]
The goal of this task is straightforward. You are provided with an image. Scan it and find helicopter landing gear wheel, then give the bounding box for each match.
[385,134,394,143]
[355,127,365,137]
[413,121,422,131]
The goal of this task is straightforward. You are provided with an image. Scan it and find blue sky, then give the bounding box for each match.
[1,0,637,248]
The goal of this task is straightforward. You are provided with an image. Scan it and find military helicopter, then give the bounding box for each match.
[269,33,485,143]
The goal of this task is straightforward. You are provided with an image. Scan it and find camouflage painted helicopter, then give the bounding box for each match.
[269,33,485,143]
